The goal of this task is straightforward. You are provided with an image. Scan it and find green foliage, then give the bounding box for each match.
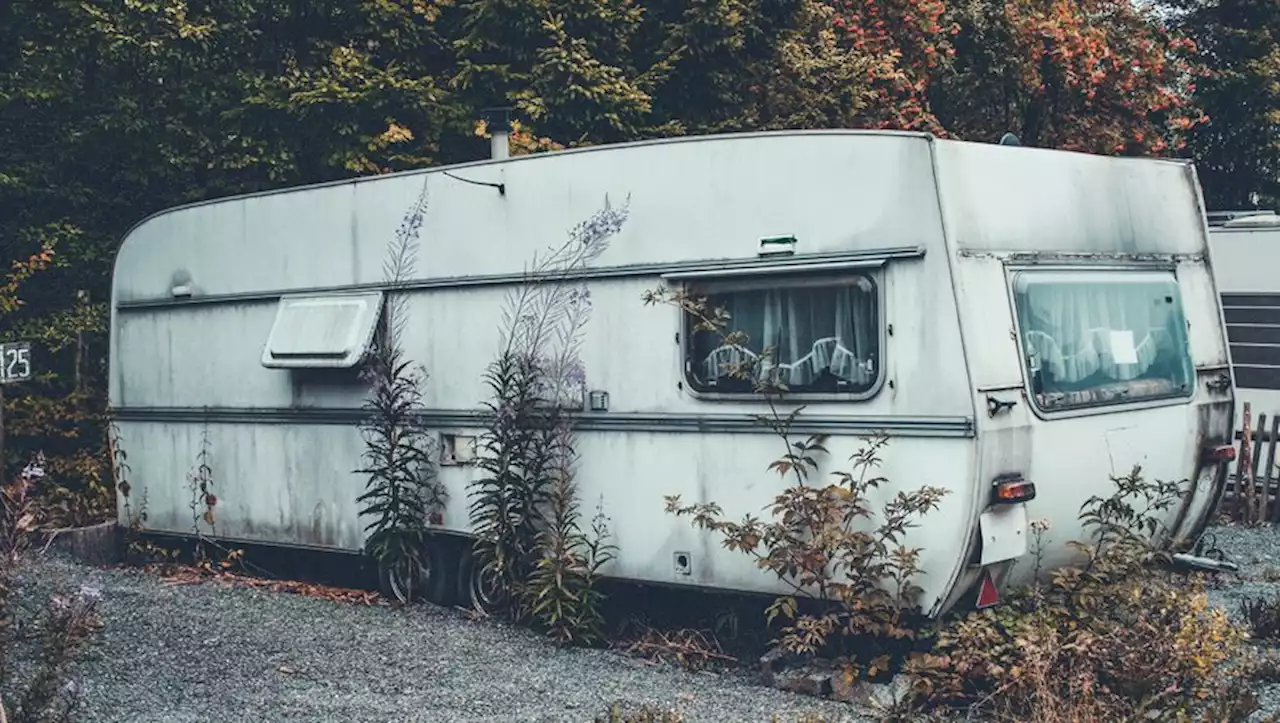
[469,350,556,616]
[529,491,618,646]
[1167,0,1280,209]
[356,334,444,604]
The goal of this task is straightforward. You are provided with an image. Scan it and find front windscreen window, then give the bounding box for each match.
[1012,269,1194,412]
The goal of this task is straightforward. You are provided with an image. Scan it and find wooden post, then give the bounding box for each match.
[1239,403,1253,522]
[1266,415,1280,523]
[0,383,5,490]
[1253,414,1268,524]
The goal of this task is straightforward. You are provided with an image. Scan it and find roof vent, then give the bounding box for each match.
[481,107,512,160]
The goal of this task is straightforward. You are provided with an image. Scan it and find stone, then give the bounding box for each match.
[866,674,915,710]
[772,666,833,697]
[758,647,809,687]
[829,669,868,705]
[41,521,122,566]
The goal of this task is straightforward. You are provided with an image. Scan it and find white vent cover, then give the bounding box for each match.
[261,291,384,369]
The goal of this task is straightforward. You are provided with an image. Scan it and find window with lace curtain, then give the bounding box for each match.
[684,274,881,396]
[1012,269,1194,413]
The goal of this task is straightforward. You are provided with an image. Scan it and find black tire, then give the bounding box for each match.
[455,544,509,614]
[378,556,424,604]
[420,535,458,607]
[376,537,455,606]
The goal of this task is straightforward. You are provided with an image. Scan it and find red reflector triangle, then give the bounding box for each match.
[976,569,1000,609]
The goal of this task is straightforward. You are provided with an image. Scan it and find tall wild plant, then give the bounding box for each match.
[644,287,947,678]
[356,179,446,604]
[468,196,626,643]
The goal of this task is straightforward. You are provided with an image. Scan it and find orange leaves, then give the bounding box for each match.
[0,243,56,316]
[936,0,1204,155]
[826,0,952,133]
[154,564,386,606]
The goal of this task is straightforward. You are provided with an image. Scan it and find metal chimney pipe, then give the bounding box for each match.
[491,130,510,160]
[481,107,513,160]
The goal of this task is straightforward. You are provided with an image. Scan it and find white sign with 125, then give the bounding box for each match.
[0,342,32,384]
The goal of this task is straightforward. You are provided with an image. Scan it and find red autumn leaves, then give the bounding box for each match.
[824,0,1205,154]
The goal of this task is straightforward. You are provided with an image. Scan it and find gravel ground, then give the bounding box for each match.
[1198,523,1280,721]
[12,523,1280,723]
[11,552,864,723]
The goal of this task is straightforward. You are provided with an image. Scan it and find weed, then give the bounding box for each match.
[1240,594,1280,641]
[913,467,1252,722]
[0,469,104,722]
[647,286,945,679]
[468,195,628,644]
[355,177,446,604]
[665,433,946,674]
[185,422,216,560]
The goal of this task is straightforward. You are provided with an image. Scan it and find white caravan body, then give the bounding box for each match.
[1207,213,1280,429]
[109,131,1234,617]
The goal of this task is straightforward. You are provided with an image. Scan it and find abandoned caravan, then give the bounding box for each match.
[108,129,1236,618]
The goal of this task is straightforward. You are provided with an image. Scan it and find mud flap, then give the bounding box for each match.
[978,502,1029,566]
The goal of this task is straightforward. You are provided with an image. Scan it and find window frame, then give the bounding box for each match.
[677,270,887,402]
[1005,263,1196,419]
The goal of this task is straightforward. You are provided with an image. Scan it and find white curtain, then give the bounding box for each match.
[698,279,877,388]
[1019,283,1176,386]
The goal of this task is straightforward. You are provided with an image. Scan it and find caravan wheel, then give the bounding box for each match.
[455,548,508,614]
[375,540,455,607]
[377,557,426,605]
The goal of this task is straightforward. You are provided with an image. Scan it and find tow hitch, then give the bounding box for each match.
[1171,553,1239,574]
[1171,532,1239,574]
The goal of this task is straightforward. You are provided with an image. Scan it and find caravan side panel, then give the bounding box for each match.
[110,132,980,609]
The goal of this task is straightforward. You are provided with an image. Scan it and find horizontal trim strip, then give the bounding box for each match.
[958,250,1199,266]
[115,246,926,312]
[660,257,892,281]
[108,405,976,438]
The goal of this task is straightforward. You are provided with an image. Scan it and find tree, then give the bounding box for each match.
[929,0,1206,154]
[1165,0,1280,209]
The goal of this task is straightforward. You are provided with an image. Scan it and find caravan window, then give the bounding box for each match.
[1012,270,1194,413]
[684,274,881,396]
